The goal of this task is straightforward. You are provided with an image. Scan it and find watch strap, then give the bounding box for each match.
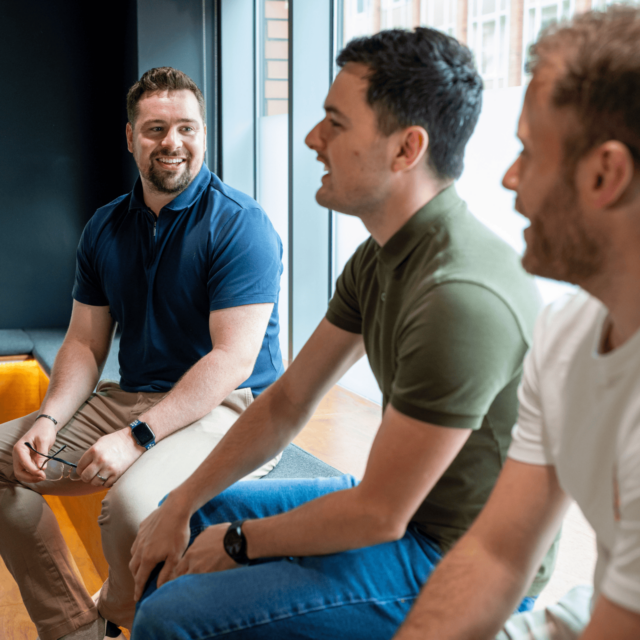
[224,519,250,565]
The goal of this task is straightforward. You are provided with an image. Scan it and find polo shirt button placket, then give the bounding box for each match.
[381,292,386,302]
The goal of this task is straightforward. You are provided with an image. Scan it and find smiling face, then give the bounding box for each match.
[304,63,402,216]
[126,89,206,198]
[502,66,606,284]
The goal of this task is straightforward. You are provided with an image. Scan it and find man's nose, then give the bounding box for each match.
[305,121,323,151]
[502,156,520,192]
[161,127,182,149]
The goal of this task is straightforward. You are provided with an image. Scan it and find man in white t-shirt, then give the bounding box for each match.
[392,6,640,640]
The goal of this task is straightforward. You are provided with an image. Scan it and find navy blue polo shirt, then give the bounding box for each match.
[72,164,284,395]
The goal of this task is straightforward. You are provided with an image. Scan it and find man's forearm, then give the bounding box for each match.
[394,534,528,640]
[38,337,108,430]
[165,376,316,517]
[242,482,402,560]
[139,346,255,441]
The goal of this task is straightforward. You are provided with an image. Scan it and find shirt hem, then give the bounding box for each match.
[325,310,362,334]
[390,399,484,429]
[209,294,278,312]
[506,446,551,467]
[72,293,109,307]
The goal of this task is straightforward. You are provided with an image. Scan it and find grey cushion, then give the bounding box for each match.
[0,329,34,356]
[24,328,120,381]
[264,444,342,479]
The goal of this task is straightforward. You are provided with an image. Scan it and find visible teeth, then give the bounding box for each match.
[322,163,330,174]
[158,158,184,164]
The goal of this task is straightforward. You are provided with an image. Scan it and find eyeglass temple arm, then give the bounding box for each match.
[24,442,78,469]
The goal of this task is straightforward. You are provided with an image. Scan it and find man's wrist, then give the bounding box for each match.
[128,419,156,450]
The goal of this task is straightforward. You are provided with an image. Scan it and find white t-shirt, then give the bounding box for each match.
[508,290,640,615]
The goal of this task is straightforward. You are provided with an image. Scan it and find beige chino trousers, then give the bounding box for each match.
[0,380,280,640]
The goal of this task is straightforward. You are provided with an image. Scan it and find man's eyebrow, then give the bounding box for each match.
[142,118,200,125]
[324,105,351,123]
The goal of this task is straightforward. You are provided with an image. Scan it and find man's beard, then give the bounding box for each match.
[522,172,607,285]
[144,153,194,195]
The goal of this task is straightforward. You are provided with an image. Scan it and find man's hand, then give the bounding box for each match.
[76,428,144,488]
[172,523,238,579]
[13,418,58,483]
[130,494,193,601]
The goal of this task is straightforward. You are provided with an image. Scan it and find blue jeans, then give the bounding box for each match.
[132,476,534,639]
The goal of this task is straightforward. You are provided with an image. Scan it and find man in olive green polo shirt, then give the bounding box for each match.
[128,28,551,640]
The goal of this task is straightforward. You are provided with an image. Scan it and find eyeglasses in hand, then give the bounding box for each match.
[24,442,81,481]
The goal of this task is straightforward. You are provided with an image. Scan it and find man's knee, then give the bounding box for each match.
[98,482,146,554]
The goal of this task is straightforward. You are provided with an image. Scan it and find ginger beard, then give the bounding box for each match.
[521,168,607,285]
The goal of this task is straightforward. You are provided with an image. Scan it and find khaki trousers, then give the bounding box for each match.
[0,380,280,640]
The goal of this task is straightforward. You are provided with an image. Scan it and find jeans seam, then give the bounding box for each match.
[194,593,420,638]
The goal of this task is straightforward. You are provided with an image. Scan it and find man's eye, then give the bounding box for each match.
[183,127,194,132]
[329,120,341,128]
[151,127,163,132]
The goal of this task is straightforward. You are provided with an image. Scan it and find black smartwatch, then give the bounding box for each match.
[223,519,250,565]
[129,420,156,450]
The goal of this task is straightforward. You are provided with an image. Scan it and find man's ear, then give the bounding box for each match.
[126,122,134,154]
[391,126,429,173]
[577,141,634,209]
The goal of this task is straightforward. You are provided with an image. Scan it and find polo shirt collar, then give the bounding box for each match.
[128,163,211,213]
[378,184,462,271]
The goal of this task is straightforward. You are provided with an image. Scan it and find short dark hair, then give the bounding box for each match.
[528,6,640,168]
[126,67,205,127]
[337,28,483,180]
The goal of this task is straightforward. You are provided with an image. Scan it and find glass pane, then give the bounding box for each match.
[482,20,496,75]
[499,15,506,76]
[483,0,496,14]
[258,0,289,355]
[527,7,536,46]
[562,0,571,19]
[434,0,445,26]
[541,4,558,32]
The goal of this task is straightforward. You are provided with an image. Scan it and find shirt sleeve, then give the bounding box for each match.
[390,281,529,429]
[207,207,283,311]
[601,424,640,614]
[325,243,367,334]
[507,305,553,466]
[71,220,109,306]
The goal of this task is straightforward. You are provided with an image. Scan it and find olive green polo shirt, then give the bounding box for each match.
[326,185,556,596]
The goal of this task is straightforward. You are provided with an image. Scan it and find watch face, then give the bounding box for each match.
[132,422,155,446]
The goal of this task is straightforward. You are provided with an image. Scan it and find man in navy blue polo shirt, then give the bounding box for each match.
[0,67,284,640]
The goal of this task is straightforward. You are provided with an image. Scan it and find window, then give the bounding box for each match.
[258,1,290,355]
[468,0,511,89]
[421,0,457,36]
[522,0,573,80]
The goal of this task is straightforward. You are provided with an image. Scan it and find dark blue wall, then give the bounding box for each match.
[0,0,139,329]
[137,0,217,172]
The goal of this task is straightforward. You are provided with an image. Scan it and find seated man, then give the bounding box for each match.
[0,67,284,640]
[393,7,640,640]
[129,29,548,639]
